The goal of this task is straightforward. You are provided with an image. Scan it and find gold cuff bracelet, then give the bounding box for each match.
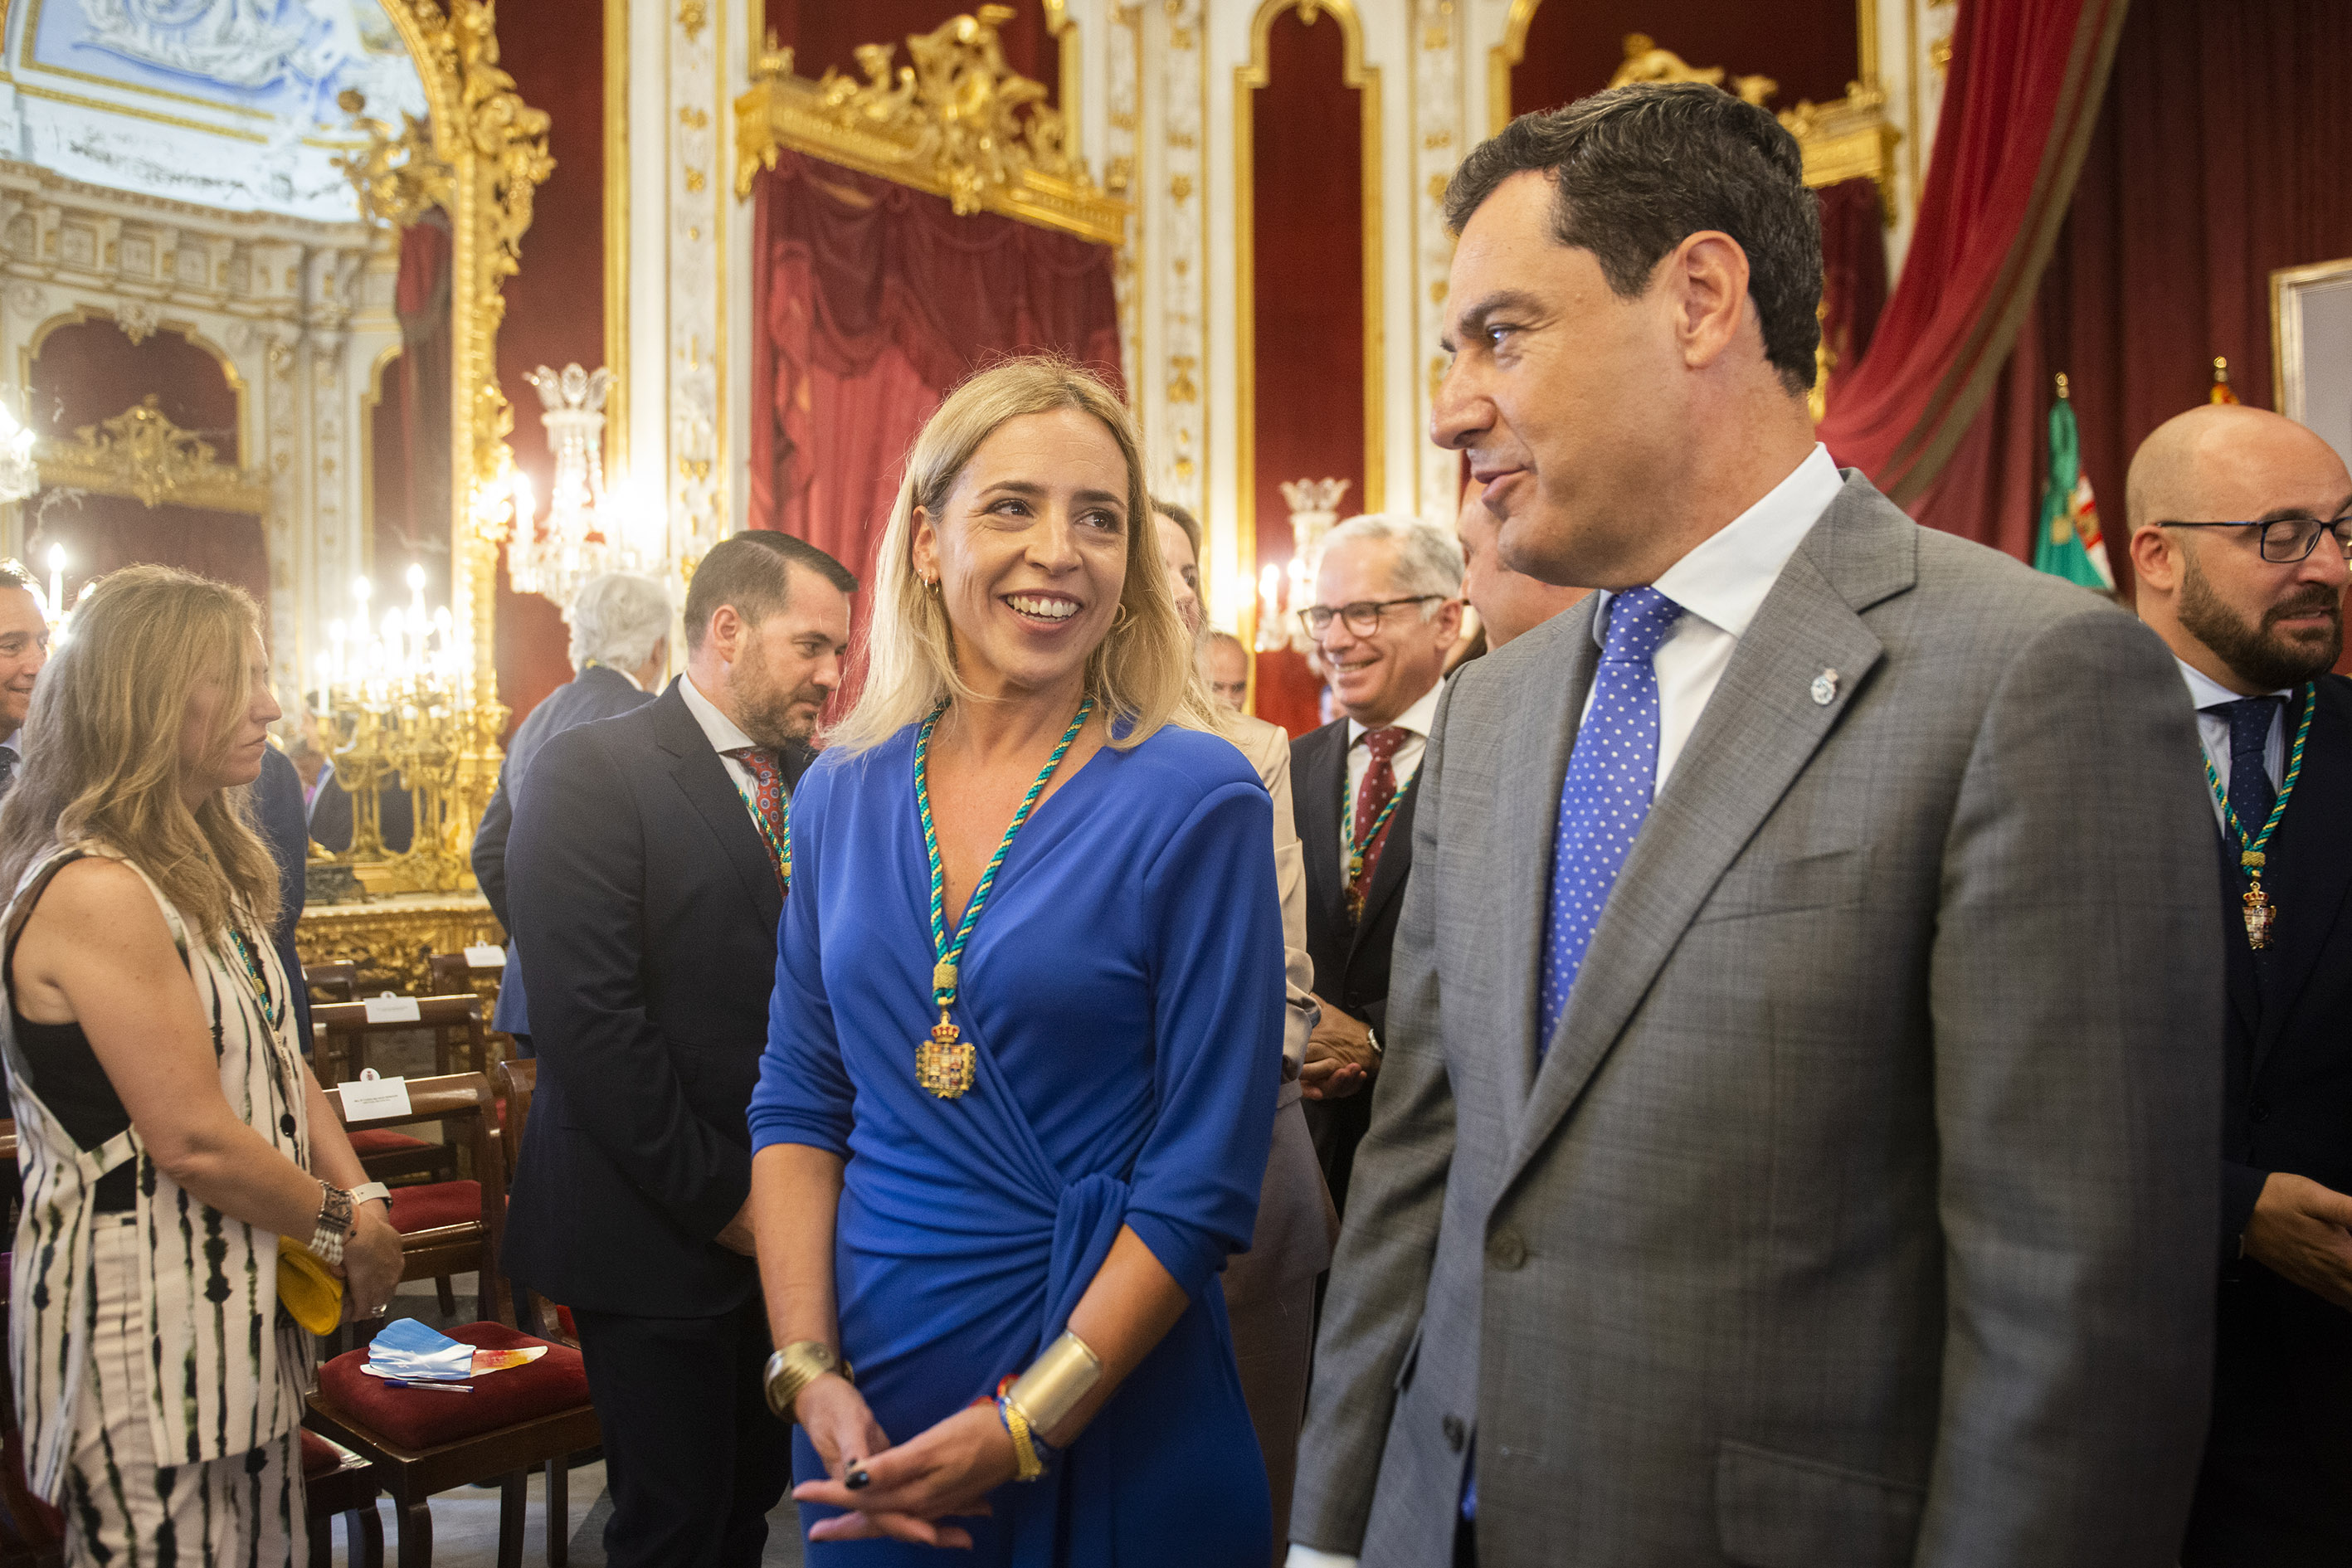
[1004,1330,1103,1439]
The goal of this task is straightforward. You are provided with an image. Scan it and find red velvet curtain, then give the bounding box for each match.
[1911,0,2352,589]
[386,214,453,601]
[747,149,1122,669]
[1819,0,2129,504]
[1817,177,1887,407]
[32,499,269,612]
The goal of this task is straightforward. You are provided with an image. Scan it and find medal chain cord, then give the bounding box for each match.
[1342,762,1419,891]
[733,777,791,893]
[2204,682,2315,872]
[915,697,1094,1025]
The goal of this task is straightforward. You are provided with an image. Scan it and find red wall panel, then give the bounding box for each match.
[489,0,609,733]
[1249,7,1365,737]
[1511,0,1861,123]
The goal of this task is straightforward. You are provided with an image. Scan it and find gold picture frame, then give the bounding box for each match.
[2272,256,2352,468]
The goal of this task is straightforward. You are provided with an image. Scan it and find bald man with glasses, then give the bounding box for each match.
[2126,402,2352,1566]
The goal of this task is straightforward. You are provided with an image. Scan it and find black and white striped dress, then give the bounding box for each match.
[3,845,314,1565]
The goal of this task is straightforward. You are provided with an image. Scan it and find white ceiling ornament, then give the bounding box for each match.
[3,1,428,223]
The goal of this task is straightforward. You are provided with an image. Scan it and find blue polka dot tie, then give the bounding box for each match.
[1538,586,1683,1057]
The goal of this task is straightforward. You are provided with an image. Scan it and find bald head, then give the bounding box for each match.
[2126,403,2352,695]
[2126,403,2350,539]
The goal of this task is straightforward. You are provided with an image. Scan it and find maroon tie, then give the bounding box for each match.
[724,746,788,890]
[1348,726,1409,914]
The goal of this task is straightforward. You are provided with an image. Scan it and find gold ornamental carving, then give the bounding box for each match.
[37,395,272,514]
[1489,17,1900,217]
[326,0,544,893]
[296,893,505,997]
[733,5,1129,249]
[1607,34,1777,106]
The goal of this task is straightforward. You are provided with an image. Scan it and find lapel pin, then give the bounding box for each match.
[1809,669,1839,707]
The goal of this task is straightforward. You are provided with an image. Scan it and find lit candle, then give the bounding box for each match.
[328,618,346,687]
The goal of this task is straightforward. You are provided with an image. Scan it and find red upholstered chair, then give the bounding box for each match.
[307,1072,597,1568]
[0,1242,64,1568]
[301,1429,384,1568]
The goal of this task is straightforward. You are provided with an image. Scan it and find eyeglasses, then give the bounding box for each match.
[1298,595,1446,640]
[2156,514,2352,564]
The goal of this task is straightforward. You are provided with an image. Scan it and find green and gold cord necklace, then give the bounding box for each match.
[2205,682,2314,951]
[912,696,1093,1098]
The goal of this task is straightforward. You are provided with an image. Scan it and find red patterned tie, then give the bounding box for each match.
[1348,726,1409,915]
[724,746,788,890]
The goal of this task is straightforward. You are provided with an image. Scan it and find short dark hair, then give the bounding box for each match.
[683,530,856,653]
[1444,81,1822,396]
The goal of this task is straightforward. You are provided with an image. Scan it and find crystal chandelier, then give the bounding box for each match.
[0,394,38,507]
[506,363,652,605]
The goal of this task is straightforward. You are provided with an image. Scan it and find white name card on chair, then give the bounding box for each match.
[363,993,422,1025]
[463,945,507,969]
[338,1069,413,1120]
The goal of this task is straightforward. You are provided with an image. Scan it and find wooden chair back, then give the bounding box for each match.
[312,994,489,1085]
[426,951,505,1012]
[303,962,360,1003]
[322,1070,511,1329]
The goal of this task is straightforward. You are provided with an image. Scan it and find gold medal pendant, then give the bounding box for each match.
[917,1018,976,1099]
[2242,879,2277,951]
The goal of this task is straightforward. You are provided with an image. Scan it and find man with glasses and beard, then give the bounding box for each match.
[2127,402,2352,1567]
[504,530,854,1568]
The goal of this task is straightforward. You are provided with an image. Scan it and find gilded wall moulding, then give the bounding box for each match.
[733,5,1130,249]
[38,393,274,514]
[336,0,550,752]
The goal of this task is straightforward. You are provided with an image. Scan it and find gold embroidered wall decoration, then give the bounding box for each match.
[733,5,1128,248]
[37,395,272,514]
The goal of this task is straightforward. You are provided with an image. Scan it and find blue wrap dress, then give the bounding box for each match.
[748,720,1286,1566]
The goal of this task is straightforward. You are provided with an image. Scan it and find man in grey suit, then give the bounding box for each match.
[471,571,669,1054]
[1289,84,2223,1568]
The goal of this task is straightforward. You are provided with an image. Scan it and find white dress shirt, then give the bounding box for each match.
[1282,446,1843,1568]
[2176,657,2290,833]
[1342,681,1444,863]
[1580,443,1846,792]
[679,672,771,829]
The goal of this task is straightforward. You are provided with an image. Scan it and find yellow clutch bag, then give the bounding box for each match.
[276,1237,343,1335]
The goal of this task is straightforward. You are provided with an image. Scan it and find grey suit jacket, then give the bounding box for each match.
[1292,474,2223,1568]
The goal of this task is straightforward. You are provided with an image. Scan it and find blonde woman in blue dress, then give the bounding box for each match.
[748,358,1288,1564]
[0,566,402,1564]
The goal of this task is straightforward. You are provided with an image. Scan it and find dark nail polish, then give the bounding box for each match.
[845,1467,869,1491]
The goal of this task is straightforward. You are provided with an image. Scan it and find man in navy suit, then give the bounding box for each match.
[470,572,670,1054]
[2126,403,2352,1566]
[252,742,314,1048]
[504,531,853,1568]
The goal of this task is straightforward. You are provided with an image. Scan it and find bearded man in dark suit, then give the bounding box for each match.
[504,531,854,1568]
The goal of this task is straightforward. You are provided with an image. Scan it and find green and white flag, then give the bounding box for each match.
[2036,387,2115,590]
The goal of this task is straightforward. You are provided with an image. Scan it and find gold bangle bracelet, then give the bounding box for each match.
[763,1341,853,1423]
[1005,1330,1103,1438]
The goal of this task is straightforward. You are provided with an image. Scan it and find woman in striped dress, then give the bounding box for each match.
[0,566,402,1565]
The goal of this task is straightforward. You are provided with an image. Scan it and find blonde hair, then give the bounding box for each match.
[0,565,280,939]
[830,356,1221,754]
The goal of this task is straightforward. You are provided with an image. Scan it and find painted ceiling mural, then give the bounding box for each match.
[1,0,427,222]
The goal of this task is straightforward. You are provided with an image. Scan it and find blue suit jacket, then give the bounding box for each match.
[500,679,811,1314]
[470,665,655,1034]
